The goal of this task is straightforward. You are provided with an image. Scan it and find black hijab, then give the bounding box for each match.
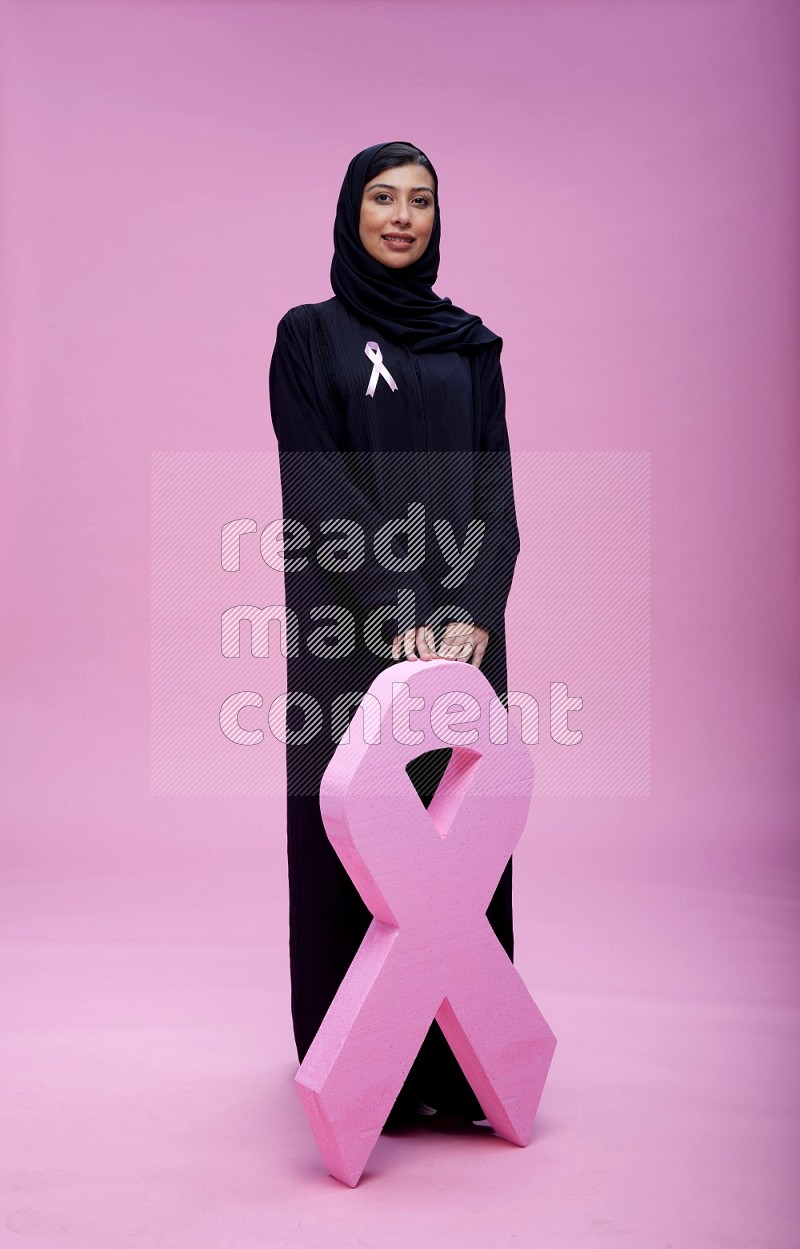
[330,141,501,354]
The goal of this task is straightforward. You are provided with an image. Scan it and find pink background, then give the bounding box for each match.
[1,0,798,1243]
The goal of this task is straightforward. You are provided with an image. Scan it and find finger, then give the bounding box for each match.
[416,625,437,660]
[391,632,400,661]
[458,638,475,663]
[403,628,417,661]
[437,628,461,660]
[470,638,487,668]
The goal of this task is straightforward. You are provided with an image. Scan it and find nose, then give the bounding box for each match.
[391,199,412,226]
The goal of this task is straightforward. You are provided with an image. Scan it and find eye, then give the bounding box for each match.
[374,192,392,203]
[413,196,433,208]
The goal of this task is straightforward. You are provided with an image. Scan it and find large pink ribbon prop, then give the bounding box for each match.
[295,657,556,1186]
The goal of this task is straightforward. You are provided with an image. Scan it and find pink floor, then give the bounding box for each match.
[3,838,797,1248]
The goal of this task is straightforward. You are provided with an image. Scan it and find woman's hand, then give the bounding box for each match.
[391,625,438,663]
[437,620,489,667]
[391,621,489,668]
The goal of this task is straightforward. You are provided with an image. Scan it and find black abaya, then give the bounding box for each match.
[268,295,520,1118]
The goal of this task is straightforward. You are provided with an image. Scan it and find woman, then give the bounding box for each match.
[269,141,520,1128]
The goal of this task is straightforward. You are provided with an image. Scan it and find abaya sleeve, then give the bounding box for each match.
[452,343,521,638]
[269,307,435,633]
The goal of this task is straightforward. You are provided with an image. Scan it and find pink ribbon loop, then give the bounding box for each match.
[364,341,398,397]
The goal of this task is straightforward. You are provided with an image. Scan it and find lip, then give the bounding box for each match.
[381,234,415,249]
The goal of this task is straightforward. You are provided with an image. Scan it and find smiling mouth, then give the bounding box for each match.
[382,235,415,242]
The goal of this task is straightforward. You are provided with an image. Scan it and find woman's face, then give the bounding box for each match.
[358,163,436,269]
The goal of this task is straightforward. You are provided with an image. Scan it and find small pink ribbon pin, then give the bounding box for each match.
[364,341,398,398]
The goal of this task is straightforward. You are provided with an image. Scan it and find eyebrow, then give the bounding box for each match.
[366,182,435,194]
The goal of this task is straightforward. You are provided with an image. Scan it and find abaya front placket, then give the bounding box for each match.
[407,348,433,514]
